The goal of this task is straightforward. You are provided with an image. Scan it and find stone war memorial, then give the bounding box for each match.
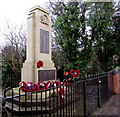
[4,4,120,117]
[22,5,56,83]
[4,5,59,116]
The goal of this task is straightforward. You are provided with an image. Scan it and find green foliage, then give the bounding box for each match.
[51,2,91,73]
[88,2,115,71]
[112,2,120,66]
[50,1,119,75]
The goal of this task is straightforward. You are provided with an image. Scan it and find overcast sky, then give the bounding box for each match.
[0,0,49,46]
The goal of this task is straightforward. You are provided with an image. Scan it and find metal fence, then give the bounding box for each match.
[4,72,114,117]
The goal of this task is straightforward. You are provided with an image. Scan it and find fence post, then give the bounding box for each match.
[97,77,100,108]
[83,81,86,117]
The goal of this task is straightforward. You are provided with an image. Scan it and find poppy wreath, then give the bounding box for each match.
[20,80,67,102]
[37,81,44,91]
[64,71,69,76]
[27,82,37,92]
[20,81,37,92]
[53,80,61,87]
[44,81,53,89]
[37,60,43,68]
[19,81,28,92]
[70,69,80,78]
[38,82,46,90]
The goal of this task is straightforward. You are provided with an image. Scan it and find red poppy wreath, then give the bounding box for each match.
[37,60,43,68]
[70,69,80,78]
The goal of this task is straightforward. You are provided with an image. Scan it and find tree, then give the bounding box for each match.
[1,22,26,88]
[49,2,92,74]
[52,2,80,68]
[50,1,118,74]
[88,2,115,72]
[112,1,120,66]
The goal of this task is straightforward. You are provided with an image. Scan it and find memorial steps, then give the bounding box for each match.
[5,86,79,115]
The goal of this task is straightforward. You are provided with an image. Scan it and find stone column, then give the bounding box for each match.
[21,5,56,83]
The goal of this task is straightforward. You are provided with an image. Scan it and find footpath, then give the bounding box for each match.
[92,94,120,116]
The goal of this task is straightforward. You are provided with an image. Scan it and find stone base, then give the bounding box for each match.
[5,87,68,116]
[5,87,54,100]
[22,59,56,83]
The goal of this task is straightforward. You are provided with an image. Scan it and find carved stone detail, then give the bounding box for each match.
[40,14,49,25]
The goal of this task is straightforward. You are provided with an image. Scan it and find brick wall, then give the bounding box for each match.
[113,67,120,95]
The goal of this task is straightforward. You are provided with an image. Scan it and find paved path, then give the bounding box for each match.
[92,94,120,116]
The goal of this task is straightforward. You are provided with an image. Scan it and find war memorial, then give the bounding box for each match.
[3,5,120,117]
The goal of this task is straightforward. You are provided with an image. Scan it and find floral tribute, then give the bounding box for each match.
[70,69,80,78]
[20,69,80,102]
[64,71,69,76]
[20,80,70,92]
[20,80,69,101]
[37,60,43,68]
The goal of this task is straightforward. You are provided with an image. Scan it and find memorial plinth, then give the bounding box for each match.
[21,5,56,83]
[5,87,69,116]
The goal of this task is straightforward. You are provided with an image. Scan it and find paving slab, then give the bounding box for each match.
[92,94,120,116]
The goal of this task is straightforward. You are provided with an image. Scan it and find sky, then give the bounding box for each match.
[0,0,49,46]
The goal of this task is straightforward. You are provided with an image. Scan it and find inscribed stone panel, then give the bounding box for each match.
[38,70,55,81]
[40,29,49,54]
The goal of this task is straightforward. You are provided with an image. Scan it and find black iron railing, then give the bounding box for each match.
[4,72,114,117]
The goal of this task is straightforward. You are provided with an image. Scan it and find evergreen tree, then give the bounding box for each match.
[50,2,92,74]
[51,2,80,70]
[112,1,120,66]
[88,2,115,71]
[49,1,118,75]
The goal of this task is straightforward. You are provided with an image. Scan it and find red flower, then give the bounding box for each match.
[37,60,43,68]
[64,71,68,76]
[70,69,80,78]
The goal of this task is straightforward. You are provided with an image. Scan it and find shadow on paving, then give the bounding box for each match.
[91,94,120,116]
